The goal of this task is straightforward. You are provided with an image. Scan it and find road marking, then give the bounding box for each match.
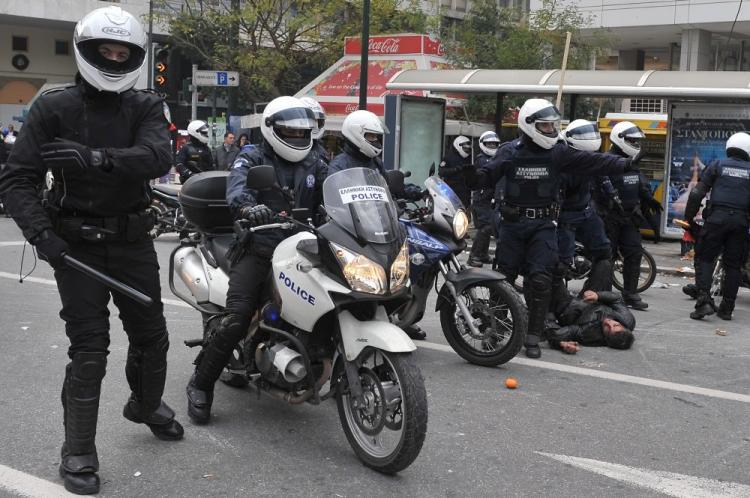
[2,270,749,404]
[537,452,750,498]
[0,463,74,497]
[416,341,750,404]
[0,241,26,247]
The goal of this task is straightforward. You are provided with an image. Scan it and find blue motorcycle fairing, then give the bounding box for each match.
[402,219,451,281]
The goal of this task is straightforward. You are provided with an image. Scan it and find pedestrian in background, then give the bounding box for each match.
[213,131,239,170]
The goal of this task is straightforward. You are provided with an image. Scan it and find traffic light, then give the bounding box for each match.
[154,48,169,88]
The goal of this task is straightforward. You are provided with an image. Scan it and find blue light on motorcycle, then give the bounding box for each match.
[262,303,280,323]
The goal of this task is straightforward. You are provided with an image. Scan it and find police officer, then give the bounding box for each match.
[468,131,500,267]
[479,99,639,359]
[0,7,183,494]
[439,135,473,209]
[598,121,662,310]
[329,110,386,174]
[300,96,330,164]
[186,96,328,424]
[558,120,613,291]
[176,119,214,183]
[684,132,750,320]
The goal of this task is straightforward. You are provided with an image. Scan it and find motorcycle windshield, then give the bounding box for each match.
[425,176,463,215]
[323,168,399,244]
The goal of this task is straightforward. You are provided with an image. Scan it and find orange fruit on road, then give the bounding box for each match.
[505,377,518,389]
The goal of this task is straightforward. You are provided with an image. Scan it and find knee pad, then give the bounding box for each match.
[529,273,552,293]
[217,313,251,346]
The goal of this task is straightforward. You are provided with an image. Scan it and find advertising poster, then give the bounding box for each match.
[664,103,750,236]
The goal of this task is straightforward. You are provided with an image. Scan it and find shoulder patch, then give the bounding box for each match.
[41,82,77,96]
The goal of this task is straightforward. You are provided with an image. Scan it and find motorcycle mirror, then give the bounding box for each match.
[246,165,277,190]
[383,169,405,196]
[428,162,436,177]
[403,170,412,178]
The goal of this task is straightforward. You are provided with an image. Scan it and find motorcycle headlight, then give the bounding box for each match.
[390,242,410,292]
[330,242,387,295]
[453,209,469,239]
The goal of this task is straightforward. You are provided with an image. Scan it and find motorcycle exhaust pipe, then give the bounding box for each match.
[253,358,332,405]
[256,343,307,384]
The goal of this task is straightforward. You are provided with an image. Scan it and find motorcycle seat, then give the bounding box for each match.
[153,183,182,197]
[204,234,235,275]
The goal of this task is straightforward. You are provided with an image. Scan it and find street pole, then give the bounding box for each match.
[555,31,572,112]
[358,0,370,110]
[211,88,217,147]
[147,0,154,88]
[191,64,198,121]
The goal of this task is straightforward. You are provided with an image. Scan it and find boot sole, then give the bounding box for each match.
[123,404,185,441]
[59,465,99,495]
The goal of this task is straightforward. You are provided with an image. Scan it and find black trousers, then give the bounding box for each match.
[55,238,168,357]
[604,214,643,296]
[695,209,750,301]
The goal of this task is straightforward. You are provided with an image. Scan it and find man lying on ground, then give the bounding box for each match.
[545,286,636,355]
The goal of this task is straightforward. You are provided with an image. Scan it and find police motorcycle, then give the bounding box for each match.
[149,182,192,238]
[387,168,527,367]
[170,167,427,474]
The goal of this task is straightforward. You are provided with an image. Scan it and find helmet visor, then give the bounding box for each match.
[566,123,599,140]
[275,126,312,149]
[482,139,500,150]
[364,131,384,150]
[197,125,208,138]
[535,120,560,138]
[266,107,316,130]
[77,39,146,74]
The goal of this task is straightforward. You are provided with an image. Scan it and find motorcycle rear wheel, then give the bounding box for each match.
[336,349,427,474]
[439,280,526,367]
[612,249,657,294]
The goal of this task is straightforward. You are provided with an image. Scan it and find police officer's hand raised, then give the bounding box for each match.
[624,149,646,172]
[240,204,274,227]
[40,138,112,172]
[30,229,69,269]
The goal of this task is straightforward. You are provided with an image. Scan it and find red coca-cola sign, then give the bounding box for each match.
[345,34,425,56]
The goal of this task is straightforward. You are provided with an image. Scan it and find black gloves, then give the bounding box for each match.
[624,150,645,172]
[240,204,274,227]
[40,138,111,172]
[403,184,424,201]
[31,230,69,269]
[644,197,663,213]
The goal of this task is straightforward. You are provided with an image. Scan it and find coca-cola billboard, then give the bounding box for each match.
[345,34,442,56]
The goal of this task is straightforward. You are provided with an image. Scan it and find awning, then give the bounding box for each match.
[386,69,750,99]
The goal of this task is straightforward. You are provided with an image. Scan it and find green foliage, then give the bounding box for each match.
[153,0,427,111]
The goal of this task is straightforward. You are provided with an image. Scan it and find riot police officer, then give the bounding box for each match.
[468,131,500,267]
[558,120,613,291]
[684,132,750,320]
[0,7,183,494]
[300,96,331,164]
[186,96,328,424]
[598,121,662,310]
[176,119,214,183]
[439,135,473,209]
[479,99,639,359]
[328,110,386,174]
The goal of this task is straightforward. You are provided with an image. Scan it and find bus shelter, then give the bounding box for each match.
[386,69,750,238]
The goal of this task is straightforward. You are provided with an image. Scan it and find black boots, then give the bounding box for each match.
[682,283,698,299]
[624,293,649,310]
[403,324,427,341]
[524,273,552,359]
[717,298,735,320]
[690,291,716,320]
[60,352,106,495]
[187,314,248,424]
[123,336,184,440]
[468,226,492,267]
[622,255,648,310]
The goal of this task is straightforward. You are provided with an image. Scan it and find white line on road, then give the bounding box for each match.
[0,464,74,497]
[2,270,749,404]
[537,452,750,498]
[0,241,26,247]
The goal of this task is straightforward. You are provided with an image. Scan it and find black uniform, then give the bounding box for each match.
[0,79,183,484]
[176,137,214,183]
[312,139,331,165]
[187,142,327,423]
[468,152,496,265]
[439,147,473,209]
[597,146,657,308]
[480,135,630,355]
[328,141,384,174]
[685,156,750,319]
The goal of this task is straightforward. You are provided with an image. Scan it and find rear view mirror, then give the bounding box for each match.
[246,165,277,190]
[383,169,406,196]
[428,162,436,177]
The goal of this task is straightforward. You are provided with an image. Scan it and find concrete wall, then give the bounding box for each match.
[0,23,77,83]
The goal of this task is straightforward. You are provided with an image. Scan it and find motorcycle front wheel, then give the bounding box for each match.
[336,349,427,474]
[439,280,526,367]
[612,249,657,294]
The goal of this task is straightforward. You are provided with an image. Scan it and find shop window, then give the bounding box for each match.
[55,40,69,56]
[12,36,28,52]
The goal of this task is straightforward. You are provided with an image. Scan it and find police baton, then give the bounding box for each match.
[63,255,154,307]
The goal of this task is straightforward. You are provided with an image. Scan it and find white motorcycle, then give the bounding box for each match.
[170,167,427,474]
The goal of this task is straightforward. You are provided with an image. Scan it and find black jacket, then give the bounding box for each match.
[213,143,240,170]
[177,138,214,183]
[0,80,172,241]
[439,148,473,204]
[328,142,384,175]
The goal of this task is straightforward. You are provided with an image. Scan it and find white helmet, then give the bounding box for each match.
[610,121,645,158]
[261,96,315,163]
[726,132,750,160]
[73,6,147,93]
[342,110,386,158]
[187,120,209,144]
[518,98,562,150]
[563,119,601,152]
[300,96,326,140]
[453,136,471,158]
[478,131,500,156]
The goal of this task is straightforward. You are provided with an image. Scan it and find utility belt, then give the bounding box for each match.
[51,210,155,243]
[500,203,559,222]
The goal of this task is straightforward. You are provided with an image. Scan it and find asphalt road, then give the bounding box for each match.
[0,218,749,497]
